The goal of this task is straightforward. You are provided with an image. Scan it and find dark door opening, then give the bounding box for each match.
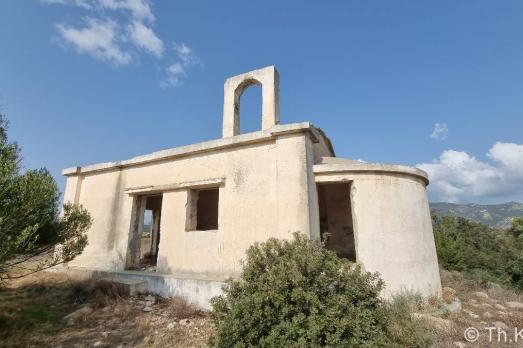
[126,194,163,271]
[317,182,356,261]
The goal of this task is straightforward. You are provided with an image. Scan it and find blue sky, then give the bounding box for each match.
[1,0,522,203]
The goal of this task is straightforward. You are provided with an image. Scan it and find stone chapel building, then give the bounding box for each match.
[61,66,441,308]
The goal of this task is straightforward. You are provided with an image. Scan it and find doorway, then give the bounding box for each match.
[317,182,356,261]
[126,194,163,271]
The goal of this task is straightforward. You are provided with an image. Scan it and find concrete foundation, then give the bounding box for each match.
[51,266,225,310]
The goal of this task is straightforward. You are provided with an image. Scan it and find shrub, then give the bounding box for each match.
[210,233,397,347]
[432,214,523,290]
[0,114,91,283]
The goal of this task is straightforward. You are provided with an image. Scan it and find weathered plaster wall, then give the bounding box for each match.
[64,169,128,270]
[63,132,315,277]
[314,167,441,298]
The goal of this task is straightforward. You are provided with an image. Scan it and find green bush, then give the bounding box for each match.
[0,114,91,282]
[432,214,523,290]
[210,233,423,347]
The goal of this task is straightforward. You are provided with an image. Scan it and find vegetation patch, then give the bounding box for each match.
[433,214,523,289]
[210,233,428,347]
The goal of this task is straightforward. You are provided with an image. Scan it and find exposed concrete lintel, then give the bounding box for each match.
[125,177,226,195]
[62,122,318,177]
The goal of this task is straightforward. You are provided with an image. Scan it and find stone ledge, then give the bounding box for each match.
[313,158,429,185]
[125,177,226,195]
[48,266,229,309]
[62,122,319,176]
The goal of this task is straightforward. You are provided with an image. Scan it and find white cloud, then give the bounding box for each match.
[160,63,185,88]
[40,0,154,19]
[44,0,200,86]
[56,18,131,65]
[430,122,449,140]
[160,42,198,88]
[128,20,163,57]
[40,0,94,9]
[98,0,154,22]
[174,43,197,65]
[487,142,523,177]
[417,142,523,203]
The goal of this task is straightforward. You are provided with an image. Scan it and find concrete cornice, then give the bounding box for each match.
[313,161,429,185]
[62,122,319,176]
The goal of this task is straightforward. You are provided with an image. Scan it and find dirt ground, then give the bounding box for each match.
[414,271,523,348]
[0,272,214,348]
[1,270,522,347]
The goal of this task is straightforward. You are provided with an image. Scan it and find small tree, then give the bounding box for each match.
[210,233,391,347]
[509,217,523,238]
[432,213,523,290]
[0,114,91,283]
[506,217,523,289]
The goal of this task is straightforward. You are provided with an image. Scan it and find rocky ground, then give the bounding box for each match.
[0,272,214,347]
[1,270,522,347]
[412,271,523,347]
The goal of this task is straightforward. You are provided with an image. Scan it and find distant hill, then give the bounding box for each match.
[430,202,523,229]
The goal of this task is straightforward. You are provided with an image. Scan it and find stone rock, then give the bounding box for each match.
[495,304,506,311]
[167,323,176,330]
[505,301,523,310]
[483,311,492,319]
[101,332,109,338]
[444,299,462,314]
[143,305,153,312]
[497,311,507,316]
[432,298,462,316]
[412,313,453,332]
[453,342,466,348]
[492,321,508,331]
[179,318,192,326]
[63,306,93,324]
[463,309,479,319]
[472,291,489,299]
[93,341,103,347]
[144,295,156,304]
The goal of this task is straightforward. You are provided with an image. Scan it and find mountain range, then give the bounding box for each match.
[430,202,523,229]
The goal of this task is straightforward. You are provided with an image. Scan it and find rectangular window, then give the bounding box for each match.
[186,187,219,231]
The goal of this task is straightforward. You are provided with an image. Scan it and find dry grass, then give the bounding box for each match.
[0,272,213,348]
[415,270,523,348]
[170,296,204,319]
[374,270,523,348]
[1,267,521,347]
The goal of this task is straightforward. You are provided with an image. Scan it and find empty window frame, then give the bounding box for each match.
[186,187,219,231]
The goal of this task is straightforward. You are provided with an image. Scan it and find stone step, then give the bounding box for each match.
[100,277,148,296]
